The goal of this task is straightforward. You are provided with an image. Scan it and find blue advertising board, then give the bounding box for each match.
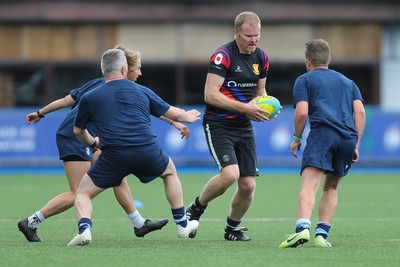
[0,106,399,167]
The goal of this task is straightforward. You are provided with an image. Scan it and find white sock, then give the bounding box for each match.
[28,211,45,228]
[128,210,145,228]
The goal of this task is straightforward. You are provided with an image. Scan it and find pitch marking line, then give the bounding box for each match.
[2,217,400,223]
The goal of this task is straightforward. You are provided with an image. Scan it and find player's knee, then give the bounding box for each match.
[219,175,237,188]
[220,168,240,187]
[238,179,256,195]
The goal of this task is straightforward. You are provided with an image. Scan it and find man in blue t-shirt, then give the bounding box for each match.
[68,48,201,246]
[279,39,366,249]
[19,45,185,243]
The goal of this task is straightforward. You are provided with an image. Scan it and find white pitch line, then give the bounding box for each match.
[2,217,400,223]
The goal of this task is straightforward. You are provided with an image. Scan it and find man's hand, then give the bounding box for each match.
[172,122,190,140]
[352,148,359,163]
[245,97,269,122]
[26,112,42,124]
[290,140,302,158]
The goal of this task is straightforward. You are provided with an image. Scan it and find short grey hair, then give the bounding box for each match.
[101,48,128,76]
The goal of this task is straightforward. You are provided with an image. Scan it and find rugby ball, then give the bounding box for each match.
[247,95,281,120]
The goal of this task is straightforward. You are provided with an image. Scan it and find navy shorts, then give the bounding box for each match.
[203,121,259,177]
[301,126,357,177]
[56,134,92,161]
[87,146,170,188]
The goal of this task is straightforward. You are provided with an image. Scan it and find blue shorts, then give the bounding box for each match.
[56,133,92,161]
[87,146,170,188]
[301,126,357,177]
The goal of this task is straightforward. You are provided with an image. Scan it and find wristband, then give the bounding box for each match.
[37,110,45,118]
[90,139,97,148]
[293,135,302,142]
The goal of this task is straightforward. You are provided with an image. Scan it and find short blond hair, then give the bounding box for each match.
[114,44,141,71]
[234,11,261,31]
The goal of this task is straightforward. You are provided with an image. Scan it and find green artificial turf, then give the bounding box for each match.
[1,172,399,267]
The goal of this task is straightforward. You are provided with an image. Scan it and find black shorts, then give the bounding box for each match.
[203,121,259,177]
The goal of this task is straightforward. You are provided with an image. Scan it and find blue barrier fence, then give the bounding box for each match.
[0,106,399,167]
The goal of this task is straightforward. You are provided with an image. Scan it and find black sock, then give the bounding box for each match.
[226,217,241,229]
[194,196,207,210]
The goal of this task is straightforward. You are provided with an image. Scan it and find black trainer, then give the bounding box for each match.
[17,218,43,242]
[185,203,204,238]
[224,226,251,241]
[134,218,169,238]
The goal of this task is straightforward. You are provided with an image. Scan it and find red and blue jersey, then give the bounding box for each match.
[204,40,269,123]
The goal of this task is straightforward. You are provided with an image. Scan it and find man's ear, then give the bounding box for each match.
[233,28,238,39]
[305,58,310,67]
[121,66,128,77]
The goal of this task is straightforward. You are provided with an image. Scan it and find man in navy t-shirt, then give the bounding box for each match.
[68,48,201,246]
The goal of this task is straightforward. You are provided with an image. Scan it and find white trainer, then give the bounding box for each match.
[67,228,92,246]
[176,220,199,239]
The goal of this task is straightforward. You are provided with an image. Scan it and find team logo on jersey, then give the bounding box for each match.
[252,64,260,75]
[214,53,223,65]
[235,66,242,72]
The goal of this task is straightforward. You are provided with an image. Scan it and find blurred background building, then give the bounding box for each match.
[0,0,399,167]
[0,0,399,108]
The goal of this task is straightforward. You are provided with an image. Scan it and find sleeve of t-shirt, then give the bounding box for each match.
[293,75,309,108]
[258,49,269,79]
[74,96,91,129]
[70,78,104,104]
[207,47,230,78]
[352,82,364,102]
[69,88,80,101]
[146,88,170,117]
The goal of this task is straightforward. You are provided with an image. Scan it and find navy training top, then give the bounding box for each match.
[74,79,170,149]
[293,68,363,139]
[56,77,105,139]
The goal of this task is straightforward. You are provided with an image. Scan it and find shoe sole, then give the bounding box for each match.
[135,219,169,238]
[188,230,197,238]
[315,237,332,248]
[78,239,91,246]
[67,229,92,246]
[279,229,310,248]
[68,239,91,246]
[67,237,91,246]
[287,238,308,248]
[224,235,251,241]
